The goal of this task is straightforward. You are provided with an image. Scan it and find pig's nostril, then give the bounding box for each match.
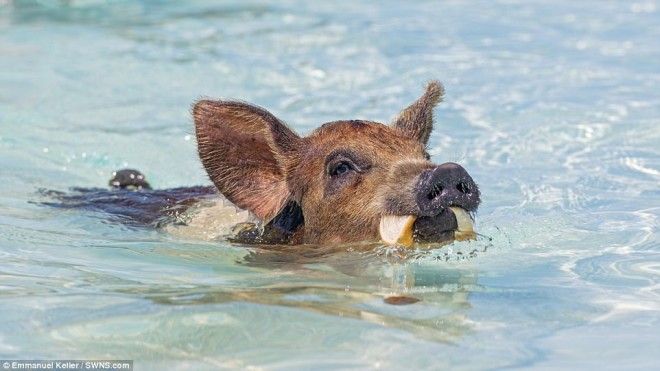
[427,184,443,200]
[456,182,470,194]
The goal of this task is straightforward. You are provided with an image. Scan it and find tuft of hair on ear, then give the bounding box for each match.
[391,80,445,146]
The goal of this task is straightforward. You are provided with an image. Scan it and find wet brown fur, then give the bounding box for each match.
[194,81,444,245]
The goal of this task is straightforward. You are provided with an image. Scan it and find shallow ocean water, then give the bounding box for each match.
[0,0,659,369]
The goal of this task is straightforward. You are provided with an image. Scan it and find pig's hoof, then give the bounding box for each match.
[109,169,151,190]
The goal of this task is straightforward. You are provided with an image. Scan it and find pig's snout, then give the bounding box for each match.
[415,162,479,216]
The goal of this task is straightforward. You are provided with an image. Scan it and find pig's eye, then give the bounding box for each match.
[329,161,355,177]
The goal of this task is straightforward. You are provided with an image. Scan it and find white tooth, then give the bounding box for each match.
[449,207,474,232]
[379,215,416,247]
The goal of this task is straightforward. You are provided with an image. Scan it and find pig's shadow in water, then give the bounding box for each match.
[157,243,483,343]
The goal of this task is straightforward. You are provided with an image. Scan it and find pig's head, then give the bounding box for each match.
[193,81,480,246]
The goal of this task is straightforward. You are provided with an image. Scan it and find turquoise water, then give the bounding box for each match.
[1,0,659,369]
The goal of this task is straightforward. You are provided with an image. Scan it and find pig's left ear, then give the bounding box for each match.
[392,80,444,145]
[193,100,301,221]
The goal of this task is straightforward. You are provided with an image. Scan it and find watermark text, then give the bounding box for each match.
[1,360,132,371]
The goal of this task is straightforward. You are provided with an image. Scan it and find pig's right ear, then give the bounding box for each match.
[392,81,444,146]
[193,100,301,221]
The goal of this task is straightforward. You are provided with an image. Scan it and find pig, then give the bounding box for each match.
[191,80,480,246]
[50,81,480,247]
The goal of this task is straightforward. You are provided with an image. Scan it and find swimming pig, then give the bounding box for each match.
[192,80,480,246]
[51,81,480,247]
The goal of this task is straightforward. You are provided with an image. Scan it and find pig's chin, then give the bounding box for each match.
[378,207,476,247]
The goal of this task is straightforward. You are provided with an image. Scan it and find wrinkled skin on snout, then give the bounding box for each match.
[193,81,480,246]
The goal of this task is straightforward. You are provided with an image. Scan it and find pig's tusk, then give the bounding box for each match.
[449,207,476,240]
[449,207,474,232]
[379,215,417,247]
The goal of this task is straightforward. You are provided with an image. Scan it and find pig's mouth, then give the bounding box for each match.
[379,207,476,247]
